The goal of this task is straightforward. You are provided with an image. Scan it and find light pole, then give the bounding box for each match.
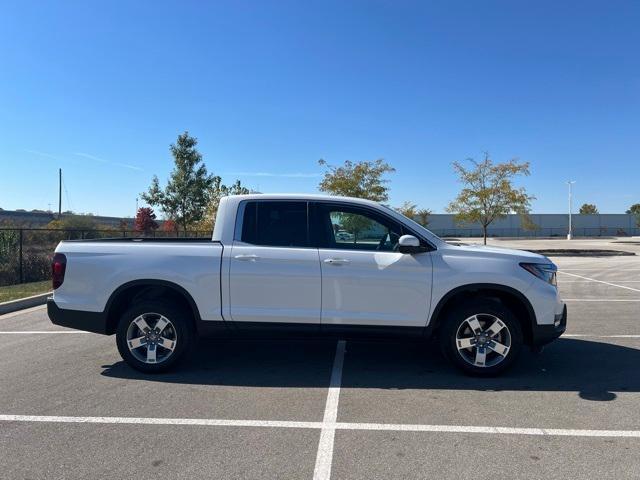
[567,181,575,240]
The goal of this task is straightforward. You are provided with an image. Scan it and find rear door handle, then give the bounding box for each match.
[234,254,259,261]
[324,258,350,265]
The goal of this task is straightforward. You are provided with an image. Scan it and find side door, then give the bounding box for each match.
[228,200,321,326]
[315,203,433,328]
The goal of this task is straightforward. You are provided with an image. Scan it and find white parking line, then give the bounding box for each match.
[558,272,640,293]
[560,280,640,283]
[334,422,640,438]
[2,414,640,438]
[313,340,346,480]
[564,334,640,338]
[0,414,320,429]
[563,298,640,302]
[560,269,640,272]
[0,331,90,334]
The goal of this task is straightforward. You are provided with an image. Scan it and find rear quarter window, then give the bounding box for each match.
[240,201,309,247]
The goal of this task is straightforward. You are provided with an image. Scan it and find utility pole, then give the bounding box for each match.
[58,168,62,217]
[567,180,575,240]
[135,197,139,217]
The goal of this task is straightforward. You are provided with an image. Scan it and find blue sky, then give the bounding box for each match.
[1,0,638,217]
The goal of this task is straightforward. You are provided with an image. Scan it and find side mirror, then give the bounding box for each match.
[398,235,427,254]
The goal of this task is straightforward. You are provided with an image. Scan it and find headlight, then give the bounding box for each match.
[520,262,557,287]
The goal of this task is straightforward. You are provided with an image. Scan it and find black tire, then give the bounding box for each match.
[116,300,195,373]
[438,298,523,376]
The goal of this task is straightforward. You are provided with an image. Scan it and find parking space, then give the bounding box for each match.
[331,430,640,480]
[1,254,640,479]
[337,338,640,431]
[0,313,334,421]
[1,422,319,480]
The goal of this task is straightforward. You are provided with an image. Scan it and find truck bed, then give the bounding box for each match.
[52,239,224,321]
[61,237,218,243]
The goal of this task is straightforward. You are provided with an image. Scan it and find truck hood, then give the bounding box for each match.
[446,243,550,262]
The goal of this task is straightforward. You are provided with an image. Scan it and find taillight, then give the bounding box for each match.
[52,253,67,290]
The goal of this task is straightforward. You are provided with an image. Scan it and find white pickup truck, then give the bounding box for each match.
[48,194,566,376]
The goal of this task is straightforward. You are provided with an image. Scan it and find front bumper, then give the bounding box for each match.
[531,304,567,346]
[47,297,109,334]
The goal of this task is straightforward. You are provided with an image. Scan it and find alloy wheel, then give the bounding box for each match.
[126,313,177,364]
[455,313,512,368]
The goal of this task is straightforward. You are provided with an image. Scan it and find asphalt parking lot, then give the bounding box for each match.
[2,253,640,479]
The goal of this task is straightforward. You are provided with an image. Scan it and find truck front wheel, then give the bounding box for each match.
[439,299,523,376]
[116,301,194,373]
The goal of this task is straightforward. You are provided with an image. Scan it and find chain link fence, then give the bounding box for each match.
[0,228,212,287]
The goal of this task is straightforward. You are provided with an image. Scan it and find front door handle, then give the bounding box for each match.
[234,254,259,261]
[324,258,350,265]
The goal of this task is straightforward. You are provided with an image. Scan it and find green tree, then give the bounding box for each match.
[142,132,216,233]
[520,214,540,232]
[627,203,640,227]
[415,208,432,227]
[335,212,373,243]
[626,203,640,227]
[579,203,598,214]
[626,204,640,215]
[318,159,395,201]
[446,153,535,245]
[0,230,18,262]
[195,177,250,231]
[395,202,432,227]
[395,201,418,219]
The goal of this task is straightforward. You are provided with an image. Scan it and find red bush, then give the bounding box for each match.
[134,207,159,234]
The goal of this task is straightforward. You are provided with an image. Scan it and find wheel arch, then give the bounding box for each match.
[104,279,202,335]
[428,283,537,345]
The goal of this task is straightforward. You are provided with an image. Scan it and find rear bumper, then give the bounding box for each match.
[531,304,567,346]
[47,297,109,335]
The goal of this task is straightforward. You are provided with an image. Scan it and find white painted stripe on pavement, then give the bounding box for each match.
[560,280,640,283]
[564,334,640,338]
[0,414,320,429]
[558,271,640,293]
[2,414,640,439]
[313,340,346,480]
[0,331,90,334]
[563,298,640,302]
[334,423,640,438]
[560,269,640,272]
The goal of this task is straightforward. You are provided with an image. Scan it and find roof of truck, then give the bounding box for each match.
[225,193,384,206]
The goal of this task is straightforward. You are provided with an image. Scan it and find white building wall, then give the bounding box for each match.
[424,214,639,237]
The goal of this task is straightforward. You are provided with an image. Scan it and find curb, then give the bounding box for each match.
[0,293,51,316]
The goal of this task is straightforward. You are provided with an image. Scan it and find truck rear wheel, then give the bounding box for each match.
[116,301,194,373]
[439,299,523,376]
